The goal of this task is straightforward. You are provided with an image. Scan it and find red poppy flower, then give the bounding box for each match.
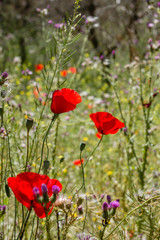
[7,172,62,218]
[96,132,102,139]
[90,112,125,135]
[35,64,44,72]
[60,70,67,77]
[51,88,82,114]
[74,159,84,166]
[68,67,76,74]
[143,103,151,108]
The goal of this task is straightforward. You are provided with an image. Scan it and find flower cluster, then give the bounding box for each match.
[60,67,76,77]
[7,172,62,218]
[102,195,120,225]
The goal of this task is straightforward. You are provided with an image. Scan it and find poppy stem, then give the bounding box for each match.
[84,135,103,168]
[25,130,29,171]
[45,208,52,240]
[17,207,32,240]
[56,210,60,240]
[38,114,58,174]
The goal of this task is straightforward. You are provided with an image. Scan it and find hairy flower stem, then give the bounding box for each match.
[56,210,60,240]
[113,85,141,175]
[45,209,51,240]
[25,130,29,171]
[84,135,103,168]
[38,114,58,173]
[100,225,107,240]
[138,70,152,189]
[52,116,60,165]
[17,208,32,240]
[104,195,160,239]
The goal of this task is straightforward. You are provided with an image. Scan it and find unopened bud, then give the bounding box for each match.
[26,118,34,132]
[43,160,50,171]
[5,184,11,198]
[60,156,64,164]
[80,142,86,152]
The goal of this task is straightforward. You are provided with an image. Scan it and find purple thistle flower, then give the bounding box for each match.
[158,2,160,7]
[41,183,48,194]
[112,200,120,208]
[52,185,60,194]
[1,72,8,79]
[54,23,65,29]
[102,202,108,211]
[147,22,154,28]
[48,20,53,24]
[107,195,111,203]
[33,187,40,196]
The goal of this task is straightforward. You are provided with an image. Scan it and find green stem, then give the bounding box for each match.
[84,135,103,168]
[25,130,29,171]
[18,208,32,240]
[56,210,60,240]
[104,195,160,239]
[45,209,51,240]
[38,114,58,174]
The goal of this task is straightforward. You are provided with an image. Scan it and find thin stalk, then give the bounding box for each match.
[113,85,141,169]
[56,210,60,240]
[84,136,103,168]
[104,195,160,239]
[25,130,29,171]
[45,209,51,240]
[18,208,32,240]
[38,114,58,173]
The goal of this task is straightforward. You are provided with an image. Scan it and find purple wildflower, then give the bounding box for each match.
[102,202,108,211]
[112,200,120,208]
[107,195,111,203]
[54,23,65,29]
[1,72,8,79]
[48,20,53,24]
[41,183,48,194]
[33,187,40,196]
[52,185,60,194]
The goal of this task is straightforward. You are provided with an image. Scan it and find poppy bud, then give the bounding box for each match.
[80,142,86,152]
[5,184,11,198]
[60,156,64,164]
[43,160,50,171]
[26,118,34,132]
